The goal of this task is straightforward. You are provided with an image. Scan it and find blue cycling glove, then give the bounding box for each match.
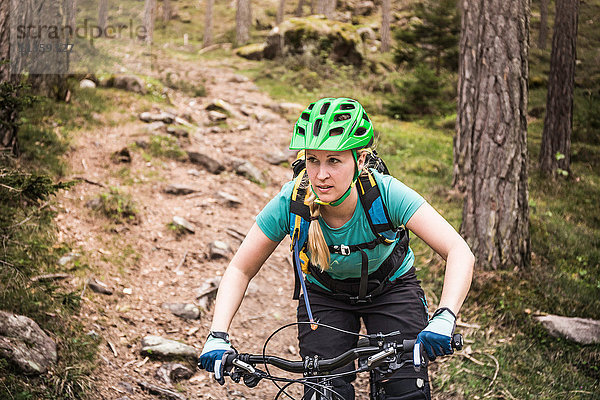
[414,308,456,367]
[198,332,234,384]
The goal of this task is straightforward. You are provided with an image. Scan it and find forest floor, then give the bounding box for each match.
[53,51,383,400]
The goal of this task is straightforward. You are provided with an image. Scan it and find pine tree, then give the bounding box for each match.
[394,0,460,73]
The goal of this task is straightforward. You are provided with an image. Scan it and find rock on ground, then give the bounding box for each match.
[164,184,197,195]
[233,160,266,184]
[103,75,147,94]
[162,303,200,320]
[187,152,225,174]
[0,311,57,374]
[141,336,198,361]
[156,362,194,385]
[264,16,363,66]
[535,314,600,345]
[209,241,232,260]
[172,216,196,233]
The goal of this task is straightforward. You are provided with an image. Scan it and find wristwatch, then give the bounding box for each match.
[208,331,230,343]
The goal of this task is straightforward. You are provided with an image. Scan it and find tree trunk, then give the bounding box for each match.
[539,0,579,177]
[453,0,531,270]
[277,0,285,25]
[0,0,17,155]
[163,0,171,22]
[315,0,327,15]
[203,0,214,47]
[235,0,251,46]
[381,0,391,52]
[143,0,157,44]
[295,0,304,17]
[538,0,548,49]
[68,0,77,36]
[325,0,337,18]
[98,0,108,34]
[0,0,10,83]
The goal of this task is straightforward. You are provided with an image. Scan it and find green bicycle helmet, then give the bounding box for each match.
[289,97,374,152]
[290,98,375,207]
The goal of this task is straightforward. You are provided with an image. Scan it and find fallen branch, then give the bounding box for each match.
[458,352,485,366]
[70,176,106,188]
[0,183,20,192]
[137,379,186,400]
[483,352,500,396]
[10,201,49,228]
[456,320,481,329]
[457,367,489,380]
[174,250,188,271]
[501,388,517,400]
[31,273,71,282]
[225,227,246,243]
[107,340,118,357]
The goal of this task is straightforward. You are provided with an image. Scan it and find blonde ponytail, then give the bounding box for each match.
[306,190,330,271]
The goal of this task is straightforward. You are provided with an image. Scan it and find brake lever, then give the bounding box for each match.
[232,358,256,373]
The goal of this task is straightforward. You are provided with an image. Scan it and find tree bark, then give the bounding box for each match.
[143,0,157,44]
[0,0,10,82]
[295,0,304,17]
[68,0,77,36]
[235,0,251,46]
[0,0,17,155]
[325,0,337,18]
[453,0,531,270]
[163,0,171,22]
[539,0,579,177]
[277,0,285,25]
[203,0,214,47]
[315,0,327,15]
[381,0,391,52]
[98,0,108,34]
[538,0,548,49]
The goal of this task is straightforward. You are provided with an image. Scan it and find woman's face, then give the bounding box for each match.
[305,149,359,202]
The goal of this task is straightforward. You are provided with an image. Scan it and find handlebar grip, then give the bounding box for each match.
[452,334,463,350]
[223,351,238,371]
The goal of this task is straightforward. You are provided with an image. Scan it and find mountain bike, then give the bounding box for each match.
[220,322,464,400]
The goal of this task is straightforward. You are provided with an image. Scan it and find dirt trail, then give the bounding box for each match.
[54,54,341,399]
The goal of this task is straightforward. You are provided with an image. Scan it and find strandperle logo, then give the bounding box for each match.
[9,0,152,76]
[16,18,148,41]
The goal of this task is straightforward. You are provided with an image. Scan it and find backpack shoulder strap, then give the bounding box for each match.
[289,170,311,300]
[357,169,398,243]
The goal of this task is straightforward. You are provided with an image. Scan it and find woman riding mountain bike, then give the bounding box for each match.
[198,97,474,400]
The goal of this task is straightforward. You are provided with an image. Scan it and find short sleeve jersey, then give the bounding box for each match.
[256,169,426,285]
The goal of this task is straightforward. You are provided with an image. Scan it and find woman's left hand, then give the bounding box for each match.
[415,308,456,362]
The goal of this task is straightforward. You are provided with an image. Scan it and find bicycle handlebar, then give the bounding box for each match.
[225,334,463,378]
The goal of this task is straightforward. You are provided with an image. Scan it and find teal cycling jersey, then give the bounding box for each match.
[256,169,426,282]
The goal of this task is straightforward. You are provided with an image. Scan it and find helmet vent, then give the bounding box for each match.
[297,127,306,136]
[340,104,355,110]
[354,127,367,137]
[329,127,344,136]
[308,103,315,110]
[301,113,310,121]
[313,119,322,136]
[320,102,331,115]
[362,112,370,122]
[334,113,351,122]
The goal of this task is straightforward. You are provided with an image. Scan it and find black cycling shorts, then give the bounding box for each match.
[297,268,430,389]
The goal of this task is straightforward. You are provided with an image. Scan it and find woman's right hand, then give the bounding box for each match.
[198,332,235,384]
